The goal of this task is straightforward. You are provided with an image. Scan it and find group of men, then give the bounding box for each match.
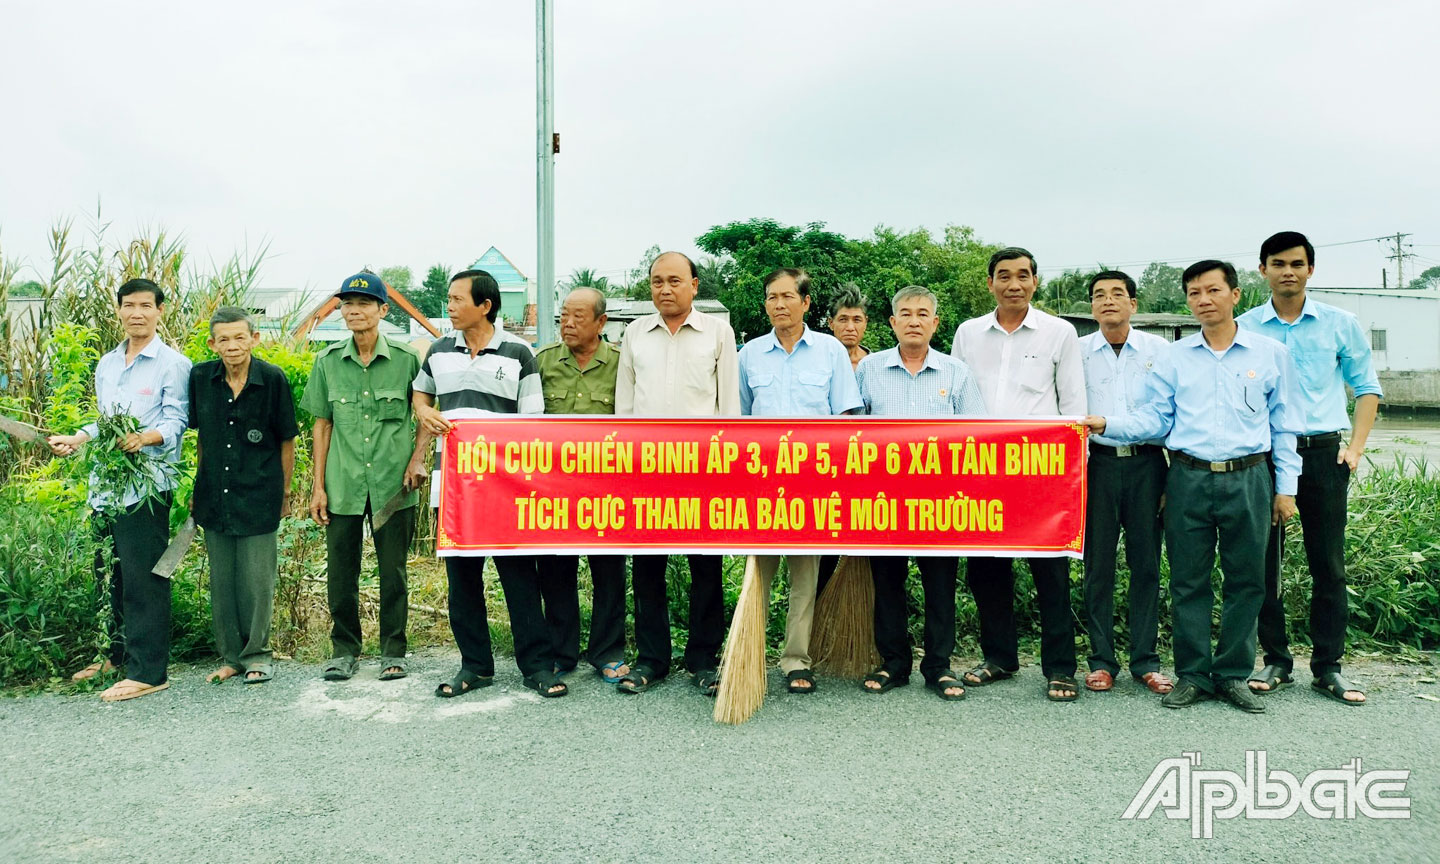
[49,231,1380,714]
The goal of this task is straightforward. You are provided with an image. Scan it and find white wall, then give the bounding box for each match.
[1308,289,1440,372]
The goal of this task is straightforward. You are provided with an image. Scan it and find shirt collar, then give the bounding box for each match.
[759,326,814,353]
[1258,296,1318,323]
[1182,324,1258,352]
[983,306,1038,333]
[1089,331,1136,354]
[880,345,944,371]
[643,307,708,333]
[111,335,162,359]
[342,333,393,363]
[207,357,265,386]
[450,327,510,354]
[559,340,615,368]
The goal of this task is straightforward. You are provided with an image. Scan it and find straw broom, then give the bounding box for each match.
[811,556,880,678]
[714,556,769,725]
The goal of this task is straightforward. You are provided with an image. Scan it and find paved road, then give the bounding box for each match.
[3,652,1437,864]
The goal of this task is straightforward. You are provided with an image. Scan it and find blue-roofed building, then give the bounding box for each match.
[468,246,536,332]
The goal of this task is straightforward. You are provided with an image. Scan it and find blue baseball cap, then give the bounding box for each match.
[335,272,388,304]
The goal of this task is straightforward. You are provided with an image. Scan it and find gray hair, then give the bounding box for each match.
[830,282,866,318]
[209,305,257,334]
[890,285,937,315]
[565,286,607,318]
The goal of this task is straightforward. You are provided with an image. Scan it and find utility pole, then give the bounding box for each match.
[535,0,556,345]
[1383,231,1412,289]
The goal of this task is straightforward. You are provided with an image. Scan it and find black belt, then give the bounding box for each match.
[1296,431,1342,449]
[1169,450,1267,473]
[1089,443,1164,458]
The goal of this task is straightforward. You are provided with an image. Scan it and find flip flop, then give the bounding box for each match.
[72,660,116,682]
[598,661,628,684]
[435,669,493,698]
[100,679,170,702]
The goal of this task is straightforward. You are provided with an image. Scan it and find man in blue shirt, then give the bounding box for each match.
[1086,260,1303,713]
[48,278,191,702]
[1238,232,1382,705]
[855,286,985,701]
[738,268,862,694]
[1078,271,1174,697]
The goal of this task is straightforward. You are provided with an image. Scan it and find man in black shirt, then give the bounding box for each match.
[189,307,299,684]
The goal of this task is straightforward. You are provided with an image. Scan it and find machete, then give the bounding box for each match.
[0,414,43,442]
[151,517,198,580]
[370,487,411,533]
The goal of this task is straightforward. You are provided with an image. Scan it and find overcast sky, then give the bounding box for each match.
[3,1,1438,298]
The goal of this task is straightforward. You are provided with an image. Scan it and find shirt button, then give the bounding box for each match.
[366,463,371,468]
[364,414,369,419]
[364,437,369,442]
[363,391,369,396]
[227,444,232,448]
[223,489,229,493]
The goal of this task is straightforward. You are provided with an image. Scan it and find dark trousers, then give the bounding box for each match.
[1083,449,1166,676]
[871,556,959,681]
[537,554,628,670]
[92,493,173,686]
[968,556,1076,677]
[631,554,723,677]
[324,503,413,659]
[445,555,554,679]
[1258,441,1351,677]
[1165,459,1271,692]
[817,555,840,598]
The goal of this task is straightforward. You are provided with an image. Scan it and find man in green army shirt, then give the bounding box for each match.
[534,287,631,683]
[301,272,421,682]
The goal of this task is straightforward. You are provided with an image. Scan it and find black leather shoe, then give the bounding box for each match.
[1219,679,1266,713]
[1161,681,1208,709]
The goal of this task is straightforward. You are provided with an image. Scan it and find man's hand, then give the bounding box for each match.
[1082,415,1107,435]
[119,429,161,453]
[309,489,330,526]
[403,458,429,492]
[47,433,88,456]
[415,403,453,437]
[280,497,293,519]
[1337,445,1363,473]
[1272,494,1297,526]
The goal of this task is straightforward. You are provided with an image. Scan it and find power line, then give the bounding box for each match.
[1038,234,1413,274]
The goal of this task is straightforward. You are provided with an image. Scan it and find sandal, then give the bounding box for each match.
[598,661,629,684]
[378,657,407,681]
[72,660,116,682]
[522,671,569,698]
[1047,676,1079,702]
[927,672,966,701]
[786,669,817,694]
[617,663,661,694]
[1247,664,1293,693]
[861,669,910,694]
[963,661,1014,686]
[243,664,274,684]
[435,669,493,698]
[1312,672,1366,705]
[100,679,170,702]
[322,656,358,681]
[693,669,720,698]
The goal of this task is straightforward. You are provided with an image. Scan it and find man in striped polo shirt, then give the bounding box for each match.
[405,269,565,698]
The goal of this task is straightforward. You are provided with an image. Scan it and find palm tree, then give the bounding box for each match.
[565,268,610,293]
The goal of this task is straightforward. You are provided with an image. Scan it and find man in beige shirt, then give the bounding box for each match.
[614,251,739,695]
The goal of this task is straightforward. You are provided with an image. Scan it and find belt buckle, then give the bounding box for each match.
[1209,461,1228,472]
[1114,445,1134,457]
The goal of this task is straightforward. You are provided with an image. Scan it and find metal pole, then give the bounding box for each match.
[535,0,556,346]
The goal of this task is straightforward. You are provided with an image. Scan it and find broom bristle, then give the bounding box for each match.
[714,556,769,725]
[811,556,880,678]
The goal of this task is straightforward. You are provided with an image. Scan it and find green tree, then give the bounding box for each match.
[9,279,43,297]
[380,265,414,328]
[625,245,662,300]
[564,268,610,294]
[1137,262,1185,313]
[413,264,451,318]
[1409,264,1440,290]
[1236,267,1270,315]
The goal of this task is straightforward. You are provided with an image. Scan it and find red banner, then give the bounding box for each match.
[437,417,1087,558]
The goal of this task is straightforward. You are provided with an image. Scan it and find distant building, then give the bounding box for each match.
[466,247,536,338]
[1308,287,1440,409]
[4,297,45,343]
[1060,312,1200,343]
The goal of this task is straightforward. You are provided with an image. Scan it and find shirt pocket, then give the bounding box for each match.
[1226,371,1264,418]
[373,388,409,422]
[1017,358,1052,394]
[329,391,362,427]
[236,399,273,448]
[544,388,570,413]
[1291,348,1336,398]
[794,369,832,414]
[685,344,721,391]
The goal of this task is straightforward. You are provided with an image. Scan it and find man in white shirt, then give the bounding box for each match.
[1077,271,1173,697]
[614,251,740,695]
[951,247,1086,702]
